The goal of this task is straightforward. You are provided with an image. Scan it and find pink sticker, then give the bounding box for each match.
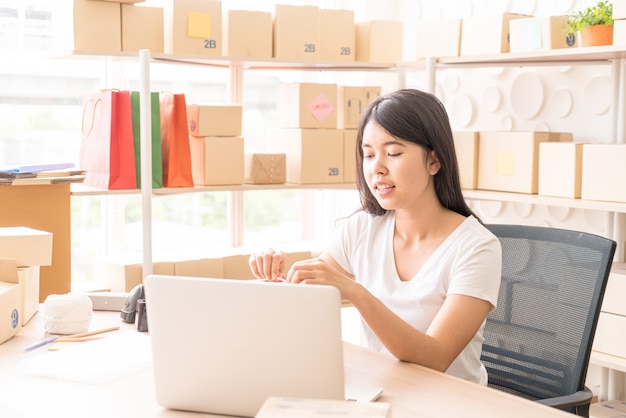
[308,93,334,123]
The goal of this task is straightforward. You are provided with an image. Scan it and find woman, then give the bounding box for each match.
[249,88,501,385]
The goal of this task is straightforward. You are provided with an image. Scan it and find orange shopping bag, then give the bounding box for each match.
[159,92,193,187]
[80,90,137,190]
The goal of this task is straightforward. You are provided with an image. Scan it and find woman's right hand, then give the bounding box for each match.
[248,248,286,281]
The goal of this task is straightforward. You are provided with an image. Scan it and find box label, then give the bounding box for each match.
[308,93,334,122]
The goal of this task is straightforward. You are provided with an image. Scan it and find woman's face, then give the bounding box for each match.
[361,121,440,212]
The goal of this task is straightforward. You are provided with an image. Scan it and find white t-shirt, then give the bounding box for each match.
[326,210,502,385]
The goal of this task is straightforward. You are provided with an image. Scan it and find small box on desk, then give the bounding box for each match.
[460,13,529,56]
[0,227,53,268]
[187,104,243,137]
[244,153,286,185]
[268,129,343,184]
[452,131,479,190]
[189,136,244,186]
[18,266,40,326]
[273,4,320,60]
[95,255,175,292]
[277,82,338,129]
[163,0,222,56]
[319,8,355,62]
[538,142,583,199]
[509,16,577,52]
[477,131,555,194]
[121,4,164,53]
[223,10,272,58]
[590,401,626,418]
[581,144,626,203]
[0,259,21,345]
[355,20,403,63]
[416,19,462,58]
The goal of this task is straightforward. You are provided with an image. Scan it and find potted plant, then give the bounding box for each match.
[566,1,614,47]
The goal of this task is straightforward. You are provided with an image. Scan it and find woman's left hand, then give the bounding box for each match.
[286,254,358,301]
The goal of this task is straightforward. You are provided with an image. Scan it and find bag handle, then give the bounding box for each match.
[81,97,102,138]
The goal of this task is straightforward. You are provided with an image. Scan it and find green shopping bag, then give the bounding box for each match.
[131,91,163,188]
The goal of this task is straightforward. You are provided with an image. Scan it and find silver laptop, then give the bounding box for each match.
[145,274,350,417]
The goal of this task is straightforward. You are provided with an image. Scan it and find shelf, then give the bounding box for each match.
[63,50,398,72]
[463,189,626,213]
[70,183,357,196]
[436,44,626,66]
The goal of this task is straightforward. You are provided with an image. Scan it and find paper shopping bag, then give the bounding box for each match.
[80,90,137,190]
[131,91,163,188]
[159,92,194,187]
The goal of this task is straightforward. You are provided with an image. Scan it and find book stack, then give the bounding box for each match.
[0,163,86,186]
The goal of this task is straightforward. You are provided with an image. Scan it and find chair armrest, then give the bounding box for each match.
[535,386,592,410]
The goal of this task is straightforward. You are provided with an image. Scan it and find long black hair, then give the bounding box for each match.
[355,88,479,220]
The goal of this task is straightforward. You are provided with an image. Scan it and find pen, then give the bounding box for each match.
[21,335,58,352]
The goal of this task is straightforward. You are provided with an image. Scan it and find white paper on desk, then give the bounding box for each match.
[22,332,152,384]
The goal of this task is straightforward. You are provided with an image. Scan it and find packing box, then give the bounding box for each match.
[509,16,577,52]
[538,142,583,199]
[223,10,272,58]
[187,104,243,137]
[477,131,555,194]
[18,266,40,326]
[614,20,626,46]
[416,19,462,58]
[460,13,529,56]
[590,400,626,418]
[163,0,222,56]
[581,144,626,203]
[95,255,175,292]
[0,227,53,267]
[58,0,121,52]
[0,259,21,345]
[190,136,244,186]
[223,253,255,280]
[172,255,223,278]
[268,129,344,184]
[244,153,286,185]
[121,4,164,53]
[319,9,355,62]
[337,85,380,129]
[614,0,626,20]
[273,4,320,60]
[355,20,403,63]
[343,129,358,183]
[452,131,479,190]
[277,82,338,129]
[88,0,145,3]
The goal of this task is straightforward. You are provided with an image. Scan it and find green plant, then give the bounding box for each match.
[566,1,614,34]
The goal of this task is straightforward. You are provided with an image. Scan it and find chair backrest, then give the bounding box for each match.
[481,224,616,402]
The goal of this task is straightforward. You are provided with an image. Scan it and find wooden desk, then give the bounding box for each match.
[0,311,572,418]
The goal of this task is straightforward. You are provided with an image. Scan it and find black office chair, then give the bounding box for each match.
[481,224,616,417]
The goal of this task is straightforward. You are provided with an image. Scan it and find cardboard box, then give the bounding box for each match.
[602,263,626,317]
[273,4,320,60]
[163,0,222,56]
[337,85,380,129]
[477,131,555,194]
[614,0,626,20]
[452,131,479,190]
[355,20,403,63]
[87,0,145,3]
[0,259,21,345]
[244,153,286,185]
[614,20,626,46]
[18,266,39,326]
[343,129,358,183]
[121,4,164,53]
[69,0,122,52]
[509,16,577,52]
[590,400,626,418]
[277,82,338,129]
[187,104,243,137]
[0,227,53,267]
[416,19,462,58]
[95,255,175,292]
[581,144,626,203]
[268,129,343,184]
[223,10,272,58]
[460,13,529,56]
[222,252,255,280]
[538,142,583,198]
[319,9,355,62]
[190,136,244,186]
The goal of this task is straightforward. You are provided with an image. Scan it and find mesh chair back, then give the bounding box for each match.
[481,224,616,405]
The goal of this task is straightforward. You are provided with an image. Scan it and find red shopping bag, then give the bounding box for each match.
[159,92,193,187]
[80,90,137,190]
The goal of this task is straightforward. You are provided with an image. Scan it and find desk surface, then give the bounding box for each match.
[0,310,572,418]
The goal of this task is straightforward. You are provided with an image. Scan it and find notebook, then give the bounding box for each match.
[145,275,381,417]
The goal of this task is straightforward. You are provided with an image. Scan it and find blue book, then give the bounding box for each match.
[0,162,76,176]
